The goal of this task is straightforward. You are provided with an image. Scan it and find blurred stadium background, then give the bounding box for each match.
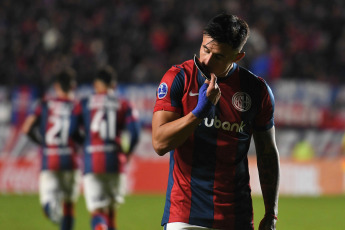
[0,0,345,229]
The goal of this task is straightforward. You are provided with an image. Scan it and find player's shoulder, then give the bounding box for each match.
[177,59,194,71]
[238,66,270,88]
[41,95,52,103]
[165,59,193,79]
[36,96,52,108]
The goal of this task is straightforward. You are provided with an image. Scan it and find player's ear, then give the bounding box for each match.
[234,52,245,62]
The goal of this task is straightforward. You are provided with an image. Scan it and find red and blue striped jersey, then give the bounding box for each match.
[154,59,275,230]
[31,98,79,171]
[74,93,137,174]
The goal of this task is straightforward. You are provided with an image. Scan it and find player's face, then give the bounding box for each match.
[93,79,108,93]
[199,34,244,77]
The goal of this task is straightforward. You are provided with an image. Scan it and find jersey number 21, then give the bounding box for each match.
[46,115,70,146]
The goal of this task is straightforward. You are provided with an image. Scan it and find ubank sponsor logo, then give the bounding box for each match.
[204,116,246,132]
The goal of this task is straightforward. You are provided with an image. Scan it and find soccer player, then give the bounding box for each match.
[73,66,140,230]
[152,13,280,230]
[21,68,81,230]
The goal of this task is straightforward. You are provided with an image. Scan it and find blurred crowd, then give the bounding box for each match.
[0,0,344,88]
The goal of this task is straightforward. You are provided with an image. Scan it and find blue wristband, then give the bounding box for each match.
[192,83,215,119]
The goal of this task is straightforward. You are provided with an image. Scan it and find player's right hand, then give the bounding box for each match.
[258,215,277,230]
[191,83,215,119]
[205,73,221,105]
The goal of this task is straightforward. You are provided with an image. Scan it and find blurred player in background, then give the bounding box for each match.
[152,13,280,230]
[21,68,81,230]
[73,66,140,230]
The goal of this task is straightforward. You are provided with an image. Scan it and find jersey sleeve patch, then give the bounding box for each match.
[157,82,168,99]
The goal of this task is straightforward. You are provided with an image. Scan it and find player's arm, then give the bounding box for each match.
[152,110,202,156]
[152,74,220,156]
[21,114,42,145]
[253,126,280,230]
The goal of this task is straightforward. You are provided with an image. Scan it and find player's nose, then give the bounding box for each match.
[201,53,212,66]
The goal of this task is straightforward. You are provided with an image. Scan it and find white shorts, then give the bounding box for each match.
[83,173,127,212]
[39,170,81,206]
[164,222,219,230]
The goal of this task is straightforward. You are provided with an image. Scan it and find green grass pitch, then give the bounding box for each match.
[0,194,344,230]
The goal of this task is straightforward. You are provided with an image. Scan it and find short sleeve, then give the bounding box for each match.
[153,66,185,114]
[253,78,275,131]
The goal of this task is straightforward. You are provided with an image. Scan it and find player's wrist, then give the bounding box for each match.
[192,100,214,119]
[192,83,215,119]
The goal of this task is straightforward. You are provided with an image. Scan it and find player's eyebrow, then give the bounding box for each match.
[202,44,226,58]
[202,44,210,51]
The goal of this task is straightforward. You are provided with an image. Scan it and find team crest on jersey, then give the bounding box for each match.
[232,92,251,112]
[157,83,168,99]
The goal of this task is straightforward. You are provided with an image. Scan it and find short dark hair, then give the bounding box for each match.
[95,65,117,86]
[203,13,250,50]
[55,68,76,93]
